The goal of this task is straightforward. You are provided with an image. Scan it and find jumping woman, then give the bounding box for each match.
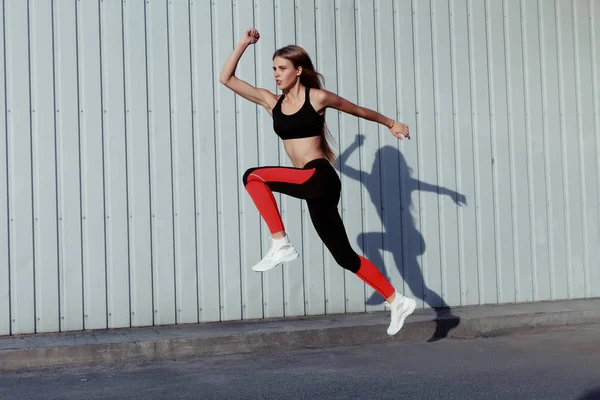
[219,28,417,336]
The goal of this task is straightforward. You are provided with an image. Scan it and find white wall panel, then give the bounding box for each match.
[590,0,600,299]
[0,0,10,336]
[30,0,60,333]
[432,0,461,308]
[6,0,35,335]
[0,0,598,336]
[78,0,108,330]
[487,0,516,304]
[147,0,176,325]
[192,0,221,323]
[168,0,197,325]
[123,0,154,328]
[213,0,242,322]
[101,0,130,329]
[540,0,569,300]
[522,0,551,301]
[54,0,84,333]
[506,0,534,302]
[556,0,583,298]
[450,0,479,306]
[573,0,597,300]
[469,0,498,304]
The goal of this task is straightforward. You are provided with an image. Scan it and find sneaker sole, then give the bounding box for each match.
[387,298,417,336]
[251,250,299,272]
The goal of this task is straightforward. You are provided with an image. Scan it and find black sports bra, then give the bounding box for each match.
[272,87,324,140]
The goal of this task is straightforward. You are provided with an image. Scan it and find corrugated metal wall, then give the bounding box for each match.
[1,0,599,336]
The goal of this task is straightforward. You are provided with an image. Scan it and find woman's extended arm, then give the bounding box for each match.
[313,89,410,140]
[219,29,275,110]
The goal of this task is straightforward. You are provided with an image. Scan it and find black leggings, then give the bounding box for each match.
[242,158,361,273]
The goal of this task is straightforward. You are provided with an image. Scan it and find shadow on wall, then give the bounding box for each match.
[337,134,467,342]
[577,388,600,400]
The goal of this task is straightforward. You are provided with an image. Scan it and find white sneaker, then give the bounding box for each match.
[385,293,417,336]
[252,237,299,272]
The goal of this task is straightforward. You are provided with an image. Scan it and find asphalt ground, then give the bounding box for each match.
[1,323,599,400]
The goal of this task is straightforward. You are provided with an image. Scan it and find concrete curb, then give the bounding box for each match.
[0,298,599,371]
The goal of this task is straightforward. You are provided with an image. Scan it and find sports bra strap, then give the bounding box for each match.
[276,92,285,106]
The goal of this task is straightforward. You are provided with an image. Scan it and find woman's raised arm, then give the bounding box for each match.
[219,28,276,111]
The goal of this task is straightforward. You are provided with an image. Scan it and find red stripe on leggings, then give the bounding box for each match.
[245,167,316,234]
[248,167,316,185]
[356,256,395,299]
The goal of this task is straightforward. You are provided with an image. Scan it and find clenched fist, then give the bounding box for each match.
[241,28,260,45]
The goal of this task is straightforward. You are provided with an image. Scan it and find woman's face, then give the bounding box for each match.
[273,56,300,91]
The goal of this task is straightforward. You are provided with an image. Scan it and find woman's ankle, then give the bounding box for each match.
[272,231,286,240]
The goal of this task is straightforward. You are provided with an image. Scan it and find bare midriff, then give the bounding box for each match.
[282,136,326,168]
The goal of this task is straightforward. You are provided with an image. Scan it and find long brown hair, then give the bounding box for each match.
[273,45,336,163]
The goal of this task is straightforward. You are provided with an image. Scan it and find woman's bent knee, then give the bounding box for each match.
[332,251,361,274]
[242,168,258,186]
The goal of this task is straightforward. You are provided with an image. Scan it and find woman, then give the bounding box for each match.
[219,28,416,336]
